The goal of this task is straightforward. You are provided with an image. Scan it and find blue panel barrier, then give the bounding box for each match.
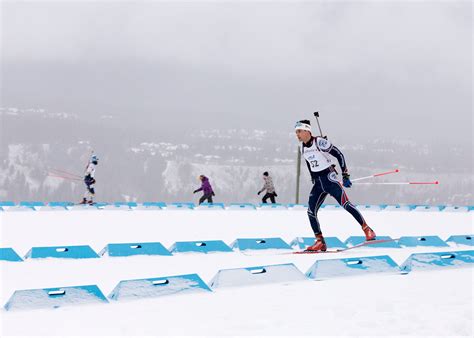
[356,205,386,211]
[442,206,469,212]
[4,285,108,311]
[168,202,195,209]
[446,235,473,246]
[94,202,109,209]
[398,236,449,248]
[101,242,172,257]
[209,263,308,288]
[114,202,138,208]
[306,255,400,280]
[228,203,257,210]
[0,248,23,262]
[109,274,211,301]
[383,205,411,211]
[141,202,167,208]
[19,201,45,206]
[411,205,441,212]
[48,201,74,207]
[400,250,474,273]
[103,203,133,210]
[196,203,225,209]
[231,237,292,251]
[169,240,233,254]
[25,245,100,259]
[258,203,288,210]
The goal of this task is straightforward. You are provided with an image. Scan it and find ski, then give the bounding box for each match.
[238,238,401,256]
[293,238,400,255]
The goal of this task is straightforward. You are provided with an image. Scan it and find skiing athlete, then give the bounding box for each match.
[80,154,98,205]
[193,175,215,204]
[295,120,376,251]
[257,171,278,204]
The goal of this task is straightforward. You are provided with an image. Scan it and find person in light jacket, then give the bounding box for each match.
[258,171,277,204]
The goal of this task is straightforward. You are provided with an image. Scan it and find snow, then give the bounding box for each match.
[0,209,473,335]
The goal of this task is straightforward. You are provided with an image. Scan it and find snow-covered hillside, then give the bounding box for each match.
[1,106,472,204]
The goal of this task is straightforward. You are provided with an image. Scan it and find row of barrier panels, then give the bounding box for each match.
[1,235,473,261]
[1,201,473,212]
[4,250,473,311]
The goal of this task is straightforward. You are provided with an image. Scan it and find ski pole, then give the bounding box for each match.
[351,169,400,182]
[47,174,82,181]
[48,168,82,178]
[353,181,439,185]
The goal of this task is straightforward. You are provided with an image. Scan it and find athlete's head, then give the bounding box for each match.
[295,120,312,143]
[263,171,269,177]
[91,155,99,165]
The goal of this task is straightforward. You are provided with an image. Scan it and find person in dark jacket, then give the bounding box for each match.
[258,171,278,203]
[193,175,215,204]
[295,119,376,252]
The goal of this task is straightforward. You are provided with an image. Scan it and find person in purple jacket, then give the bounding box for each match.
[193,175,215,204]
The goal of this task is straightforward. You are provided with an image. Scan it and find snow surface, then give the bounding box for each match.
[0,208,473,335]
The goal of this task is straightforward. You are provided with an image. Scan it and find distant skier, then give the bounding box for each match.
[257,171,278,204]
[80,155,98,205]
[193,175,215,204]
[295,120,376,251]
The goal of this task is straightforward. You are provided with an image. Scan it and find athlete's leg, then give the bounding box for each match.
[307,178,328,235]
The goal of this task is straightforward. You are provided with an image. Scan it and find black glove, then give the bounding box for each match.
[257,191,261,195]
[212,192,215,196]
[342,172,352,188]
[193,189,198,194]
[273,192,278,197]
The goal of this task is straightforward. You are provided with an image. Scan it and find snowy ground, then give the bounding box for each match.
[0,208,473,336]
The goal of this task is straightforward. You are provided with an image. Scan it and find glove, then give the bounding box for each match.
[193,190,198,194]
[342,172,352,188]
[273,192,278,197]
[257,191,261,195]
[212,192,215,196]
[91,178,96,184]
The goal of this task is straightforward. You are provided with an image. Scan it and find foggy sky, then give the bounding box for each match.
[1,0,472,145]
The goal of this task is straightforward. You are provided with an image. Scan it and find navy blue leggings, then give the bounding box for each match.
[307,169,365,235]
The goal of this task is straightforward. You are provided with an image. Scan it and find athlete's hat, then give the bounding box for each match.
[295,120,312,133]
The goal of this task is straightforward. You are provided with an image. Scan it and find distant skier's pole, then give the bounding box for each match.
[49,168,82,179]
[313,112,324,137]
[354,181,439,185]
[47,174,82,181]
[351,169,400,182]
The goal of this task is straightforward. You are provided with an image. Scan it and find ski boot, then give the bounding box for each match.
[79,198,87,205]
[306,234,327,252]
[362,223,376,241]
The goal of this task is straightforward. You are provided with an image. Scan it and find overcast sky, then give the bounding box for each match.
[1,0,472,145]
